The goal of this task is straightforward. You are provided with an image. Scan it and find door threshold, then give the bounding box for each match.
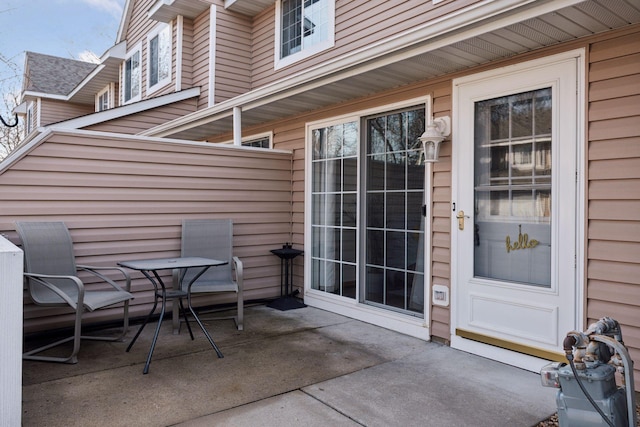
[452,329,565,373]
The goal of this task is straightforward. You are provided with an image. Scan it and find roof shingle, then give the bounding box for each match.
[24,52,97,96]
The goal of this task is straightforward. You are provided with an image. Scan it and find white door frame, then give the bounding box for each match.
[450,49,586,372]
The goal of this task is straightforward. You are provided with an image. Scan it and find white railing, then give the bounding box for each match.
[0,235,22,426]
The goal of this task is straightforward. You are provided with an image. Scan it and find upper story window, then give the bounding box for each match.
[147,23,172,94]
[26,102,34,135]
[123,44,141,104]
[275,0,334,69]
[96,84,113,112]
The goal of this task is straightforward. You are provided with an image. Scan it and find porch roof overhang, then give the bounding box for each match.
[143,0,640,142]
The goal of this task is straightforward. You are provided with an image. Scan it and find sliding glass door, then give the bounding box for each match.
[309,105,426,318]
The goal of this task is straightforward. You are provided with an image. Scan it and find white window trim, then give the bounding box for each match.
[303,96,432,341]
[25,102,34,135]
[122,42,142,105]
[175,15,183,92]
[147,22,173,95]
[274,0,335,70]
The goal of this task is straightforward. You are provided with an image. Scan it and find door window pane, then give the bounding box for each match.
[474,88,552,287]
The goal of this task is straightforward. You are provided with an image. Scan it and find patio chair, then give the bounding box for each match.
[177,219,244,331]
[16,221,134,364]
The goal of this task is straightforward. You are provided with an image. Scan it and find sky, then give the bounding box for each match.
[0,0,126,108]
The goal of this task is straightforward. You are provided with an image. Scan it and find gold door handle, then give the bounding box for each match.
[456,210,470,230]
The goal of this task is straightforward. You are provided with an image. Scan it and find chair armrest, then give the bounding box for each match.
[232,256,243,290]
[24,272,84,308]
[77,265,131,292]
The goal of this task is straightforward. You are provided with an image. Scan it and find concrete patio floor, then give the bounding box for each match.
[22,304,557,426]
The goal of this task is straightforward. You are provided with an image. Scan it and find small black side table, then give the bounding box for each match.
[267,245,306,311]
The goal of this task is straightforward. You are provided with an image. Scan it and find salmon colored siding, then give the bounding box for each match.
[180,18,195,89]
[193,8,212,108]
[215,6,252,103]
[251,5,276,89]
[586,30,640,387]
[39,100,93,126]
[0,130,293,334]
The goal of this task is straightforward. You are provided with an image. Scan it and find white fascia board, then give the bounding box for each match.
[0,127,50,175]
[145,0,585,138]
[148,0,175,19]
[53,87,201,130]
[100,41,127,62]
[117,0,133,43]
[13,102,27,115]
[22,91,67,101]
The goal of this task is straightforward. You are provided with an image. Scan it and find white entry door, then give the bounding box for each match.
[452,51,584,368]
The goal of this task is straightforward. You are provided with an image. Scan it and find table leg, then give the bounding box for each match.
[126,272,159,352]
[126,270,168,374]
[187,291,224,358]
[186,266,224,358]
[178,297,194,340]
[143,289,166,374]
[171,268,180,334]
[141,270,175,374]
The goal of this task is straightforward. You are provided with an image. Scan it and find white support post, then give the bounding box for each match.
[233,106,242,146]
[0,236,23,426]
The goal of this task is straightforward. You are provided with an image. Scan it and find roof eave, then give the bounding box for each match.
[67,42,127,104]
[224,0,274,17]
[148,0,213,23]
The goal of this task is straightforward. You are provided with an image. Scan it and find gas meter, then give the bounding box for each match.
[540,317,636,427]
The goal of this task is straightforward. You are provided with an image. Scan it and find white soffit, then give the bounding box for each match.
[149,0,212,22]
[224,0,274,17]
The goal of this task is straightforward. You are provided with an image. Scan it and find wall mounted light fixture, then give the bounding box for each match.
[419,116,451,162]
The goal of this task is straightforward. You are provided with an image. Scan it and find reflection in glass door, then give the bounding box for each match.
[364,107,425,315]
[474,88,552,287]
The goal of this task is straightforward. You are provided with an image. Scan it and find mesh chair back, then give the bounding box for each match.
[180,219,234,288]
[16,221,79,304]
